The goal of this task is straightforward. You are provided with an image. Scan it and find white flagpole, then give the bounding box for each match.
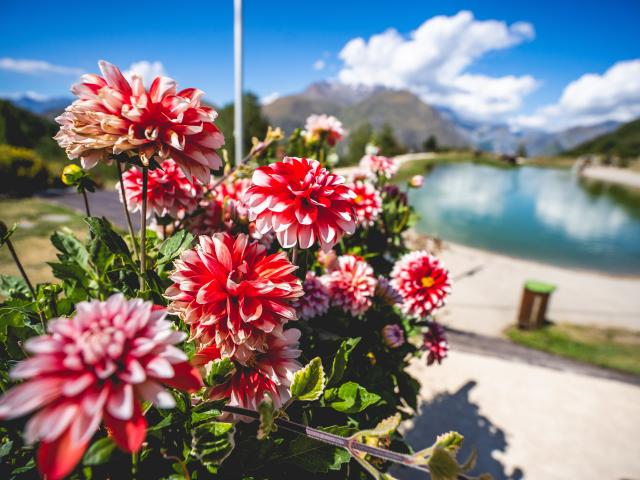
[234,0,244,166]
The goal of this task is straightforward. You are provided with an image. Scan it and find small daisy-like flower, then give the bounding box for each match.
[390,251,451,318]
[324,255,377,317]
[382,324,405,349]
[193,328,302,411]
[304,114,345,146]
[350,180,382,226]
[423,322,448,365]
[0,294,202,480]
[117,159,203,218]
[359,154,398,179]
[165,233,303,358]
[245,157,357,251]
[293,272,330,320]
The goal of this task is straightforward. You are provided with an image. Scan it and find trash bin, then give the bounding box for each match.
[517,280,556,330]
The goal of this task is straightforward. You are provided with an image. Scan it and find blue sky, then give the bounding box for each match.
[1,0,639,129]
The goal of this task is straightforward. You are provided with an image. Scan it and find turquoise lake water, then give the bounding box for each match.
[408,163,640,275]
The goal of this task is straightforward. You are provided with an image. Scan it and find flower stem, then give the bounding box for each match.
[116,161,140,261]
[140,166,148,290]
[5,238,45,330]
[291,246,298,265]
[81,189,91,217]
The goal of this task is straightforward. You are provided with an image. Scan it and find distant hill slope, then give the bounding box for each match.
[264,85,467,150]
[0,100,59,149]
[566,118,640,158]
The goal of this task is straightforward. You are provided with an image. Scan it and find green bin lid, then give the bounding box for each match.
[525,280,556,294]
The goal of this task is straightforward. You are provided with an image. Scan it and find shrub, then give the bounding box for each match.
[0,144,51,197]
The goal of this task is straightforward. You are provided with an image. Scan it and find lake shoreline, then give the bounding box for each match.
[406,230,640,337]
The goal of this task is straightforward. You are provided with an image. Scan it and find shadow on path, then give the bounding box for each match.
[393,381,523,480]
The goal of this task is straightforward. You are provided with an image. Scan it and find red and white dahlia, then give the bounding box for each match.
[213,176,252,222]
[293,271,330,320]
[165,233,303,358]
[245,157,357,251]
[193,328,302,410]
[304,114,345,147]
[55,60,224,183]
[390,251,451,318]
[423,322,449,365]
[323,255,377,317]
[185,199,224,236]
[0,294,202,480]
[359,154,398,179]
[117,159,203,218]
[350,180,382,226]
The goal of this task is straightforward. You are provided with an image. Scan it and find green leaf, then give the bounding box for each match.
[435,431,464,453]
[328,337,360,386]
[205,358,235,387]
[354,414,401,439]
[257,393,276,440]
[0,222,17,247]
[0,440,13,458]
[0,275,30,299]
[158,230,194,264]
[0,298,33,342]
[83,437,116,466]
[427,446,461,480]
[287,426,354,473]
[191,421,235,469]
[290,357,325,402]
[325,381,381,414]
[84,217,130,257]
[147,413,174,433]
[51,228,90,270]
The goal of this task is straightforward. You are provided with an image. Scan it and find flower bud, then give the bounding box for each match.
[408,175,424,188]
[61,164,84,186]
[382,324,405,348]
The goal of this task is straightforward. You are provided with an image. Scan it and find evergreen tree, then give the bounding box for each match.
[343,122,373,165]
[422,135,438,152]
[375,123,406,157]
[516,142,528,158]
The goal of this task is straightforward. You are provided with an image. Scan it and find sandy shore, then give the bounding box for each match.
[406,233,640,336]
[581,165,640,189]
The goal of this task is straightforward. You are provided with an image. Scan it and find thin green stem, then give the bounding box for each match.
[81,189,91,217]
[116,161,140,261]
[140,166,148,290]
[5,238,45,330]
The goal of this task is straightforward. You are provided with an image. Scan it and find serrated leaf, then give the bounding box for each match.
[84,217,130,257]
[325,381,381,414]
[290,357,325,401]
[435,431,464,452]
[51,228,90,270]
[191,421,235,468]
[0,275,30,299]
[287,426,354,473]
[427,446,461,480]
[83,437,116,466]
[355,414,401,439]
[158,230,194,264]
[328,337,360,386]
[205,357,235,387]
[257,393,276,440]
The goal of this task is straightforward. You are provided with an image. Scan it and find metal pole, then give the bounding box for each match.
[234,0,243,166]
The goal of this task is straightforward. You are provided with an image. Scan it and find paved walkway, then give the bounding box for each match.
[581,165,640,190]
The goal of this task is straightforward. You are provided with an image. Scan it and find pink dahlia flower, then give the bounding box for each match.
[213,177,252,220]
[245,157,357,251]
[350,180,382,226]
[359,154,398,179]
[0,294,202,480]
[165,233,303,359]
[117,159,203,218]
[324,255,377,317]
[382,324,405,349]
[423,322,448,365]
[55,60,224,183]
[390,251,451,318]
[304,114,345,146]
[293,271,330,320]
[193,328,302,411]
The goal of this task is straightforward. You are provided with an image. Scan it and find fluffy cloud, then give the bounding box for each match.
[260,92,281,105]
[313,59,326,71]
[513,60,640,130]
[337,11,537,121]
[0,58,83,75]
[123,60,167,85]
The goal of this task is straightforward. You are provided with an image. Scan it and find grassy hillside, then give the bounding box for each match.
[566,118,640,158]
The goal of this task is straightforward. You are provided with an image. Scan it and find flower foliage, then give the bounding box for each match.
[0,61,473,480]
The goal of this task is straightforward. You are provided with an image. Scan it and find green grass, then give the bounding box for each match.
[506,323,640,376]
[0,198,86,285]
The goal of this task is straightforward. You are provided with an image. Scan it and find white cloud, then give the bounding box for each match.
[123,61,167,85]
[0,58,83,75]
[337,11,537,121]
[313,59,326,71]
[513,60,640,130]
[260,92,280,105]
[2,90,52,101]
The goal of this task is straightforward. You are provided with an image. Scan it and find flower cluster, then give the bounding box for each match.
[0,295,202,480]
[245,157,357,251]
[423,322,449,365]
[55,60,224,183]
[359,154,398,179]
[293,271,330,320]
[323,254,377,317]
[118,158,203,218]
[350,179,382,226]
[304,114,344,146]
[166,232,303,409]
